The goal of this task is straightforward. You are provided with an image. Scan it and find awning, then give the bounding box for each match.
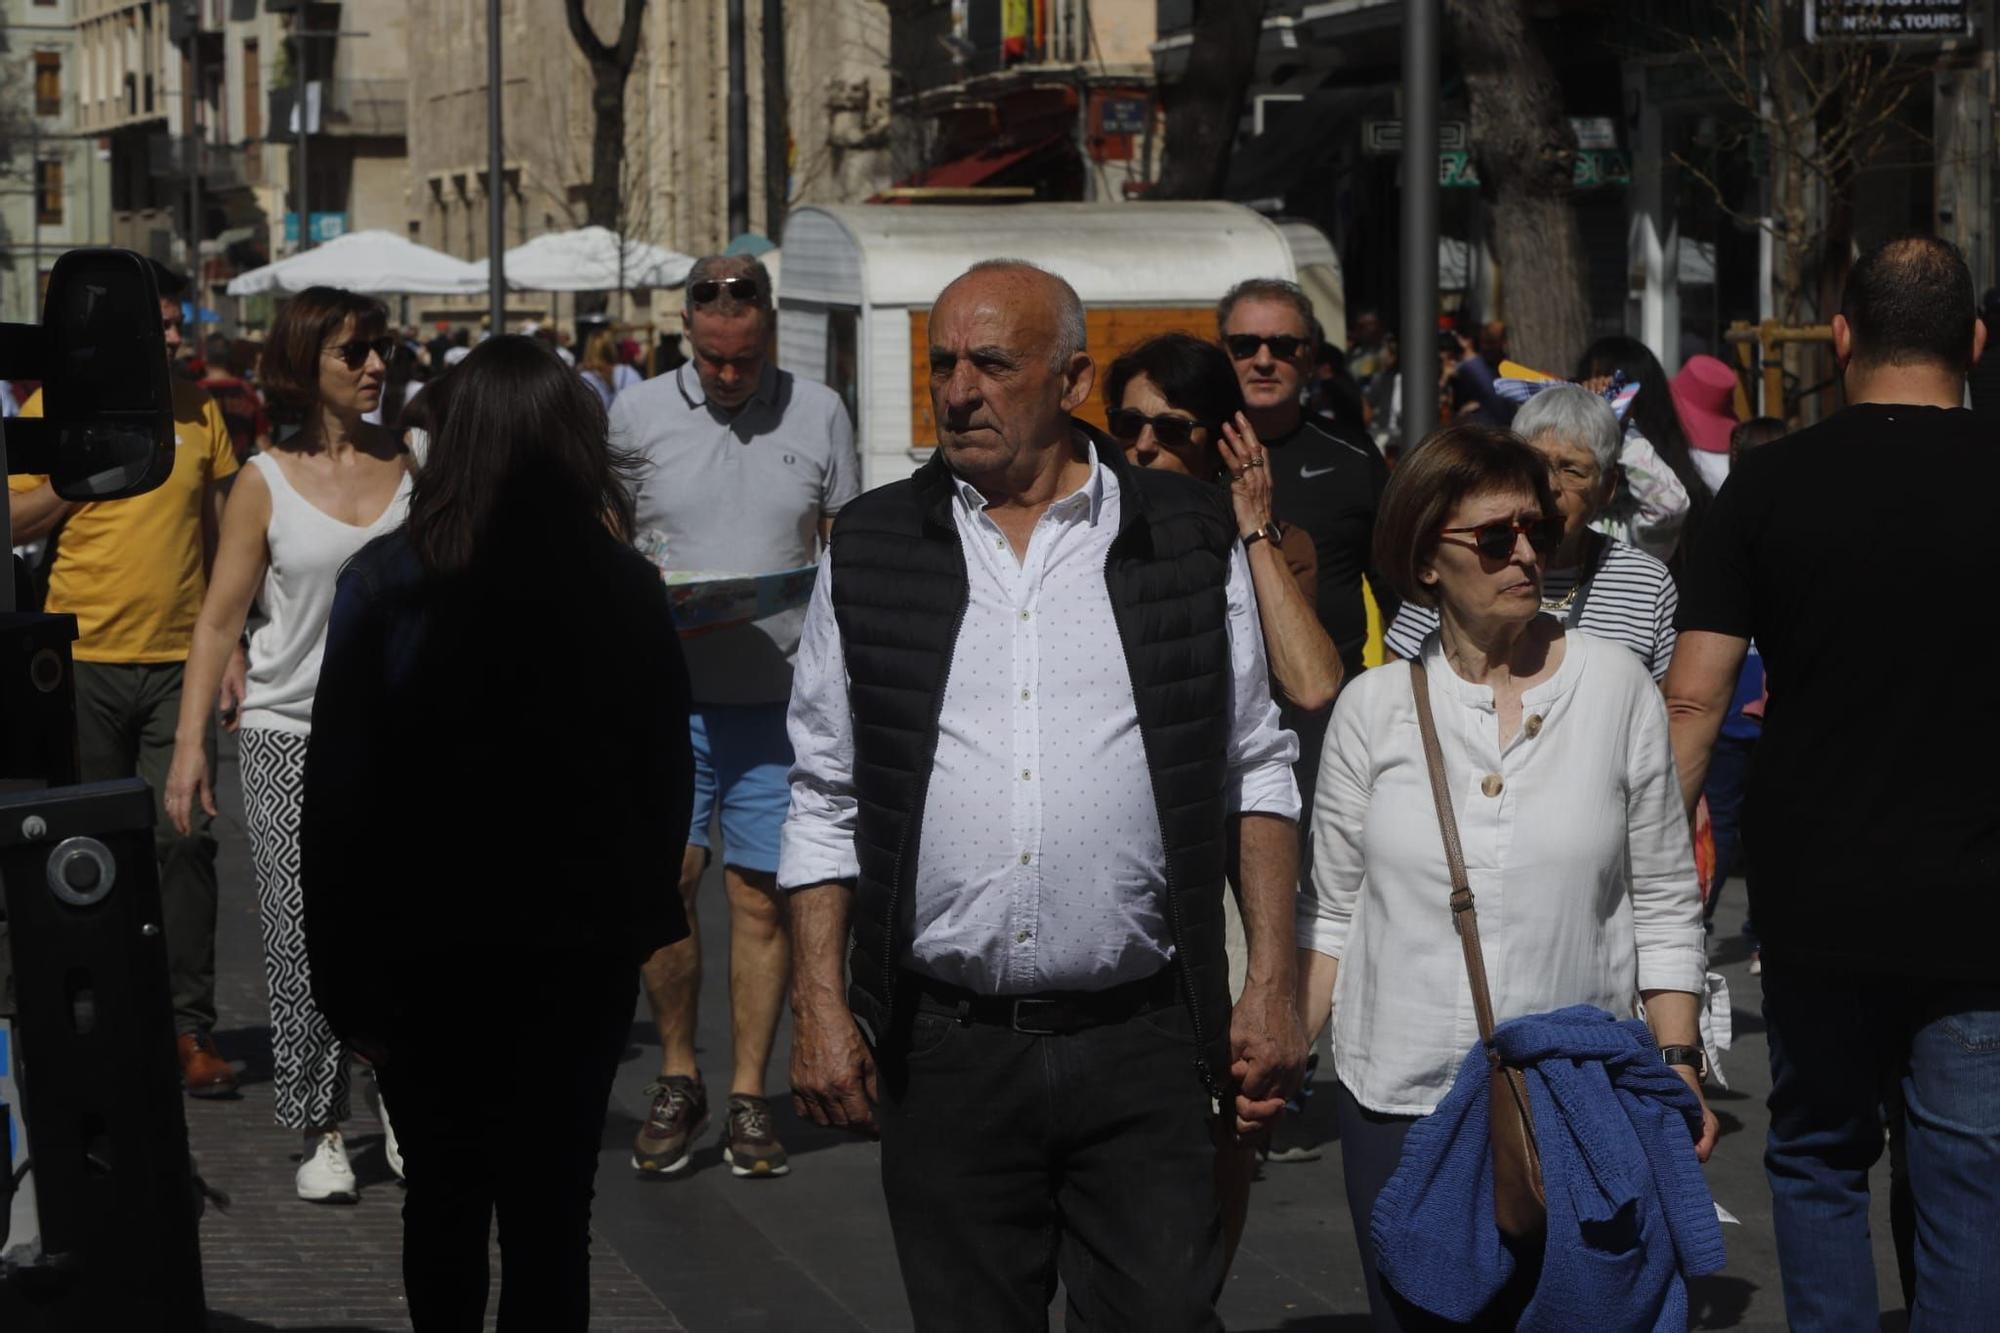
[225,230,486,296]
[874,134,1070,202]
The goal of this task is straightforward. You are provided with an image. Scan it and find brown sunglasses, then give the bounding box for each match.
[1437,516,1562,561]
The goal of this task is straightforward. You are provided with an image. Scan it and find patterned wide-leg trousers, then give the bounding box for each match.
[240,727,351,1129]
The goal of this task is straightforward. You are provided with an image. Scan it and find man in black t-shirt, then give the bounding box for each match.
[1665,235,2000,1328]
[1218,279,1395,1165]
[1218,279,1396,686]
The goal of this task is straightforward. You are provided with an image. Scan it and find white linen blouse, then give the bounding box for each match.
[1299,626,1706,1116]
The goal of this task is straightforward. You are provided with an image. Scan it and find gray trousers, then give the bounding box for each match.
[73,660,219,1036]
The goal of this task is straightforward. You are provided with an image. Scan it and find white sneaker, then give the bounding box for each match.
[296,1130,359,1204]
[366,1074,405,1182]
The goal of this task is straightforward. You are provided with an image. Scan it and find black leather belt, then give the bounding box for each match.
[904,965,1183,1037]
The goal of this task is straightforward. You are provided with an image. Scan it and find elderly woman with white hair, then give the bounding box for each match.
[1385,385,1680,680]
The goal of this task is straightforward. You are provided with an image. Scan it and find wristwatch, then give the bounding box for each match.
[1242,521,1285,550]
[1659,1044,1708,1081]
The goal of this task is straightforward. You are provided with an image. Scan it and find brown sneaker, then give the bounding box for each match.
[723,1094,789,1179]
[177,1032,238,1099]
[632,1075,708,1175]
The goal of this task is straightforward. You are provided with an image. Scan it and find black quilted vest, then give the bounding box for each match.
[828,428,1236,1096]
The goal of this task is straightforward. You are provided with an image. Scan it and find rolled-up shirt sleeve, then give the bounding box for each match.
[1299,683,1370,958]
[778,558,860,890]
[1624,683,1707,992]
[1223,543,1301,819]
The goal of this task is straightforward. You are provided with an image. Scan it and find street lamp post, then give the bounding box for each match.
[293,20,311,251]
[1400,0,1440,455]
[488,0,505,333]
[727,0,749,239]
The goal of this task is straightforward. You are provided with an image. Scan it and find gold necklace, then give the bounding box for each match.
[1542,582,1581,615]
[1542,534,1603,616]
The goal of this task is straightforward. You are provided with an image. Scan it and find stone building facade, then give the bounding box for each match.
[405,0,892,326]
[0,0,114,324]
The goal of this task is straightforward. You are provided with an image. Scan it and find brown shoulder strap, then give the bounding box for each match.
[1408,659,1504,1058]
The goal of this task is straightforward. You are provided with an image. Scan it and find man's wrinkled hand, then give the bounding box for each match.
[1228,980,1306,1140]
[789,1000,880,1139]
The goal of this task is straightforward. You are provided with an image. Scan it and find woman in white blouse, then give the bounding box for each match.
[1296,424,1713,1328]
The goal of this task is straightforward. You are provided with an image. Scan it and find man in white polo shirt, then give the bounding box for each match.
[611,254,860,1180]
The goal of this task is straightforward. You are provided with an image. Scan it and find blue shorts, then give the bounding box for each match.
[687,703,793,875]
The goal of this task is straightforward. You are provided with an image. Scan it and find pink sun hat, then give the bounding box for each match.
[1670,354,1741,455]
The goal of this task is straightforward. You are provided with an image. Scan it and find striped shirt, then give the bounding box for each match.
[1384,537,1679,680]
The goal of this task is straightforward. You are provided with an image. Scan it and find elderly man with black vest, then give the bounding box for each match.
[780,260,1306,1330]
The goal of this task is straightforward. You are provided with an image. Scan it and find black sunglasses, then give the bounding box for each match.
[1108,407,1211,449]
[1437,516,1563,561]
[324,335,396,370]
[1224,333,1309,362]
[689,277,762,306]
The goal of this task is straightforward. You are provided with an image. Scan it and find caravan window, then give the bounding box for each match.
[827,307,859,430]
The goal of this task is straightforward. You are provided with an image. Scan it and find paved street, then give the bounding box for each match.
[186,734,1910,1332]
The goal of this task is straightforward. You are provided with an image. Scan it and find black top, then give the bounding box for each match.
[300,520,695,1045]
[1262,415,1398,675]
[1676,403,2000,981]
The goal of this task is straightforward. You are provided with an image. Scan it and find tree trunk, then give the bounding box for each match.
[587,61,625,230]
[564,0,648,231]
[1444,0,1590,372]
[1152,0,1267,200]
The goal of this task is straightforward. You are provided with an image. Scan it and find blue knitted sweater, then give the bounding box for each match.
[1370,1005,1727,1330]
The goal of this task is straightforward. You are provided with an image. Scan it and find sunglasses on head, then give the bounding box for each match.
[688,277,762,306]
[325,335,396,370]
[1107,407,1210,449]
[1224,333,1309,362]
[1437,516,1563,561]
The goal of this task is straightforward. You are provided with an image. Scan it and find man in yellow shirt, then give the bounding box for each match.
[7,261,243,1096]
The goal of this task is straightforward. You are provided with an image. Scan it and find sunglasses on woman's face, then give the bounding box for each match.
[1437,516,1563,561]
[1224,333,1308,362]
[325,336,396,370]
[688,277,761,305]
[1108,407,1209,449]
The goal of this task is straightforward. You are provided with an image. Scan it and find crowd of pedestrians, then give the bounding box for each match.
[14,230,1997,1332]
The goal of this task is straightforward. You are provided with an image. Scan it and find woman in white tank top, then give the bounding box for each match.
[164,287,414,1205]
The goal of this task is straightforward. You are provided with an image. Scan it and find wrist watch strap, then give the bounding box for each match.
[1242,521,1283,549]
[1659,1044,1707,1079]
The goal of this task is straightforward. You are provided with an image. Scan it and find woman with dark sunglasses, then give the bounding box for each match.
[1294,423,1714,1328]
[1382,384,1682,683]
[163,285,414,1204]
[1104,333,1341,713]
[1103,332,1341,1274]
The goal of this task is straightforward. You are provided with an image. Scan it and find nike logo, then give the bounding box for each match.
[1299,465,1339,479]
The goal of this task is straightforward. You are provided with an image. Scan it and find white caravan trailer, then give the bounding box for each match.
[775,202,1346,491]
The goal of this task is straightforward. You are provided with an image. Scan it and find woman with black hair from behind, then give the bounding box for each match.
[1576,335,1714,568]
[300,335,694,1331]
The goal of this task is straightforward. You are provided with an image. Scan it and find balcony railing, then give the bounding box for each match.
[148,135,251,190]
[268,77,408,141]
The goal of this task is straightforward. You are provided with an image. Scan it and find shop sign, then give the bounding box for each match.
[1805,0,1973,41]
[1436,149,1630,190]
[1365,119,1468,155]
[283,211,348,245]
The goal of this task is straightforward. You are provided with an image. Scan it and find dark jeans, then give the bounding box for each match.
[1700,732,1756,944]
[1332,1080,1542,1332]
[1762,965,2000,1330]
[378,957,636,1332]
[74,660,219,1035]
[876,990,1224,1332]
